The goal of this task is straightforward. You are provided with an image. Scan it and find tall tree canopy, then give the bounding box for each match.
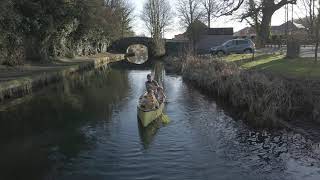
[0,0,134,65]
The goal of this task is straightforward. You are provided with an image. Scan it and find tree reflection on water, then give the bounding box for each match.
[0,67,130,180]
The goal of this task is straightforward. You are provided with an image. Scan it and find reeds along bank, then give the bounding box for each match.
[165,55,320,127]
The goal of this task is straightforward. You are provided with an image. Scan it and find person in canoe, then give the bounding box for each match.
[145,74,159,91]
[155,86,166,104]
[139,89,159,110]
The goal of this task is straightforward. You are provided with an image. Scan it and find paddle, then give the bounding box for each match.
[160,113,170,125]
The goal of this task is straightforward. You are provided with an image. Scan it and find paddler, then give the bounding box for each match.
[140,89,159,110]
[145,74,159,91]
[155,86,166,104]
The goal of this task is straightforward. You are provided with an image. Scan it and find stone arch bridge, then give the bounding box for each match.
[108,36,189,60]
[108,37,154,56]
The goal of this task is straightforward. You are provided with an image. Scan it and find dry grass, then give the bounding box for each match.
[165,55,320,127]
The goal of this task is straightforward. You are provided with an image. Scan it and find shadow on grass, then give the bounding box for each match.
[226,54,282,67]
[247,57,320,78]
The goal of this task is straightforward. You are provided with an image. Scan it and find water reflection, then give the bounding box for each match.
[0,67,130,180]
[138,119,162,149]
[126,44,148,64]
[137,61,166,149]
[152,62,165,87]
[1,64,320,180]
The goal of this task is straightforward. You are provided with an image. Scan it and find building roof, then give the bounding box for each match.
[235,21,306,36]
[234,27,256,37]
[173,24,234,40]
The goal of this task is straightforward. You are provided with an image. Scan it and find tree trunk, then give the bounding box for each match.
[315,0,319,63]
[192,25,196,54]
[315,42,318,62]
[315,23,319,63]
[309,0,314,37]
[256,10,273,47]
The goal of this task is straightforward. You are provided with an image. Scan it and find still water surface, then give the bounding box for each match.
[1,63,320,180]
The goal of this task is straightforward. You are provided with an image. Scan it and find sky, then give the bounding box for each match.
[131,0,306,39]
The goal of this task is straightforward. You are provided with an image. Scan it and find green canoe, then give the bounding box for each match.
[137,102,165,127]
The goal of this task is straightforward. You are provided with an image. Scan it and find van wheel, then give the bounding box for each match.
[216,51,225,57]
[244,49,253,54]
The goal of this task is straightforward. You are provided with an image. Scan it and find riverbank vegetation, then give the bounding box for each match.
[0,0,133,66]
[165,54,320,127]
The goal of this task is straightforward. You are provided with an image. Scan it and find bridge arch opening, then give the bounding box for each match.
[126,44,148,64]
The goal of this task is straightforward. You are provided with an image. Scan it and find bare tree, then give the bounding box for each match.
[141,0,173,39]
[295,0,319,62]
[296,0,316,41]
[215,0,245,17]
[177,0,203,27]
[217,0,297,47]
[141,0,173,56]
[242,0,298,47]
[177,0,203,51]
[241,0,260,36]
[201,0,217,28]
[314,1,320,62]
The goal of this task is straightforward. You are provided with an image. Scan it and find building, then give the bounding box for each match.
[233,27,256,38]
[234,21,308,43]
[196,28,234,53]
[174,34,188,41]
[172,22,234,54]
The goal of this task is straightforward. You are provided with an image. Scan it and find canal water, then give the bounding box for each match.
[1,63,320,180]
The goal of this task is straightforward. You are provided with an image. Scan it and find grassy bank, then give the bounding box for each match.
[224,54,320,78]
[164,55,320,127]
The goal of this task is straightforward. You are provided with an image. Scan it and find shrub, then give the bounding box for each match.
[65,51,75,59]
[2,46,25,66]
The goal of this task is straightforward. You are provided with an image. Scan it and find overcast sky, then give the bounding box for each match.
[131,0,305,39]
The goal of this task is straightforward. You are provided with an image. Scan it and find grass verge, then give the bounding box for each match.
[223,53,320,78]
